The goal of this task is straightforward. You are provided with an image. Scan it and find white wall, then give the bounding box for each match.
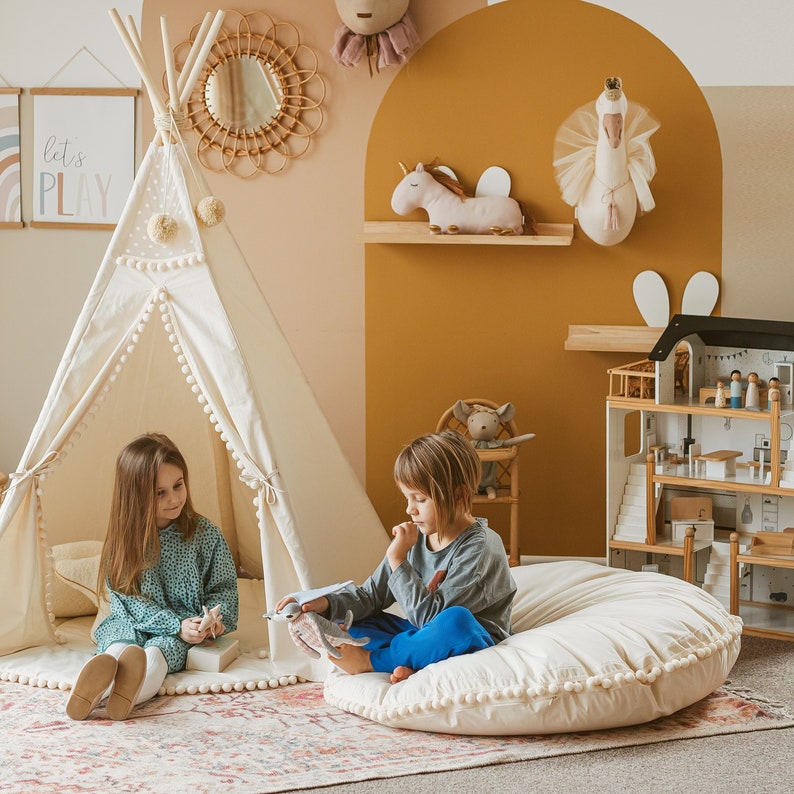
[1,0,793,476]
[588,1,794,85]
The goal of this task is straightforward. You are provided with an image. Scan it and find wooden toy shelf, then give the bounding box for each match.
[359,221,574,246]
[566,325,664,352]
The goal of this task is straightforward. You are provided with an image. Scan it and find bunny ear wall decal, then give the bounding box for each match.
[632,270,720,327]
[681,272,720,316]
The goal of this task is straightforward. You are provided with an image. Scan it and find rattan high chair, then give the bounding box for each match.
[436,398,527,566]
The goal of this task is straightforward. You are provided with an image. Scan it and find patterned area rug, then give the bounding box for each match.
[1,681,792,793]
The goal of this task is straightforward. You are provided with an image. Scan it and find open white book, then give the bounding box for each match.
[287,581,354,606]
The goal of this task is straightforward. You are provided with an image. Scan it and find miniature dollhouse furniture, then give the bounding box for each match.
[729,528,794,641]
[701,450,743,479]
[436,398,523,565]
[607,314,794,639]
[324,560,741,735]
[670,496,714,544]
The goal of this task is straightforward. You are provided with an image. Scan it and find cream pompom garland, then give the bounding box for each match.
[147,213,178,243]
[195,196,225,227]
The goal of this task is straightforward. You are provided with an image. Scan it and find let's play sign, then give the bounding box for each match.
[31,89,135,228]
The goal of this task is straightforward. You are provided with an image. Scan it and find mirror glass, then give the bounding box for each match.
[204,55,283,133]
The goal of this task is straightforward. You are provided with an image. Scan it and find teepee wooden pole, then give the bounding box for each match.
[176,12,214,97]
[125,14,145,63]
[108,8,167,120]
[160,17,179,112]
[178,9,226,108]
[124,14,168,146]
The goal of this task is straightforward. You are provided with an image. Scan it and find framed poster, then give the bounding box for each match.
[0,87,22,228]
[30,88,136,229]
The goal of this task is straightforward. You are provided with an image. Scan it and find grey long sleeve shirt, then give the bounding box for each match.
[325,519,516,643]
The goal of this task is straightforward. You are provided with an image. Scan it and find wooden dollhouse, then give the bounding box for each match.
[606,315,794,640]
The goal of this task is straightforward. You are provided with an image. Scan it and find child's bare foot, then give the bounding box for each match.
[390,665,414,684]
[331,643,373,675]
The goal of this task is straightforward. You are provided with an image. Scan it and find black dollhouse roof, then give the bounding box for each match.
[649,314,794,360]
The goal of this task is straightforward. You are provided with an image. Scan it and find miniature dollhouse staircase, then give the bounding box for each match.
[703,539,750,607]
[702,541,732,607]
[612,463,649,542]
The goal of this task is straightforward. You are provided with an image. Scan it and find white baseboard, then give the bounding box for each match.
[519,555,607,566]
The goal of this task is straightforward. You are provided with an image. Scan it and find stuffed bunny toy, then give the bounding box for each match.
[452,401,535,499]
[263,603,370,660]
[198,604,223,638]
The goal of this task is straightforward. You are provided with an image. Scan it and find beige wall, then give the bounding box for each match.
[705,87,794,320]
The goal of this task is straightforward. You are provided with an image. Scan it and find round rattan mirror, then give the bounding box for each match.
[175,10,325,177]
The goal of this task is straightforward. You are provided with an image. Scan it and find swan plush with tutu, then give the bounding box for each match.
[390,160,537,236]
[553,77,659,246]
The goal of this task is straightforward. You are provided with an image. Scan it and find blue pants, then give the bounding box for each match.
[347,606,494,673]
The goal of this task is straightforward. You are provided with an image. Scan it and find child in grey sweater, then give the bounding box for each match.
[276,430,516,683]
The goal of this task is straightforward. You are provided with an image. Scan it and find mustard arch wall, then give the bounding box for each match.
[364,0,721,557]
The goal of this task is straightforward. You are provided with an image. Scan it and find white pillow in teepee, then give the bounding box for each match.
[51,541,103,618]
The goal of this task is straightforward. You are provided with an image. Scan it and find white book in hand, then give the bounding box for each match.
[288,581,354,606]
[186,635,240,672]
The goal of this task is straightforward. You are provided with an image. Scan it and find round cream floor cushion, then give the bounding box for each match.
[323,560,742,735]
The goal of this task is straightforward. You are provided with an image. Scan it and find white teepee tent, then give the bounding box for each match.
[0,10,386,686]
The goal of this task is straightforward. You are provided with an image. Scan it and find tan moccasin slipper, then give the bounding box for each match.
[65,653,118,720]
[106,645,147,721]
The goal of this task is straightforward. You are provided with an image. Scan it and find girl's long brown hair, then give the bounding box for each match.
[393,430,480,541]
[100,433,198,596]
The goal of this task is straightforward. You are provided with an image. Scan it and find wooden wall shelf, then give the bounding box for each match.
[359,221,574,246]
[565,324,663,353]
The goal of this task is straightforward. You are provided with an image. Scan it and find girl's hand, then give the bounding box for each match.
[211,619,226,637]
[180,616,209,644]
[387,521,417,570]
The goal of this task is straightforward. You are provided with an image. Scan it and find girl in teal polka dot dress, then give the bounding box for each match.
[65,433,239,721]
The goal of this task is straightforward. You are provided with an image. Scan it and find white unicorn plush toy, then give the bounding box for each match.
[391,160,537,236]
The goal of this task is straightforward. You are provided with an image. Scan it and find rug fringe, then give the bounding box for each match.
[723,682,794,720]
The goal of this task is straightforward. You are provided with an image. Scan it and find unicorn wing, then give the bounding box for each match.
[475,166,511,197]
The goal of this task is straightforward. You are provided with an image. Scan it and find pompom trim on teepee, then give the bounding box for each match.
[115,252,207,271]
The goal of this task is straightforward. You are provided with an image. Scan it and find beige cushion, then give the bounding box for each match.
[50,541,103,617]
[324,561,743,735]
